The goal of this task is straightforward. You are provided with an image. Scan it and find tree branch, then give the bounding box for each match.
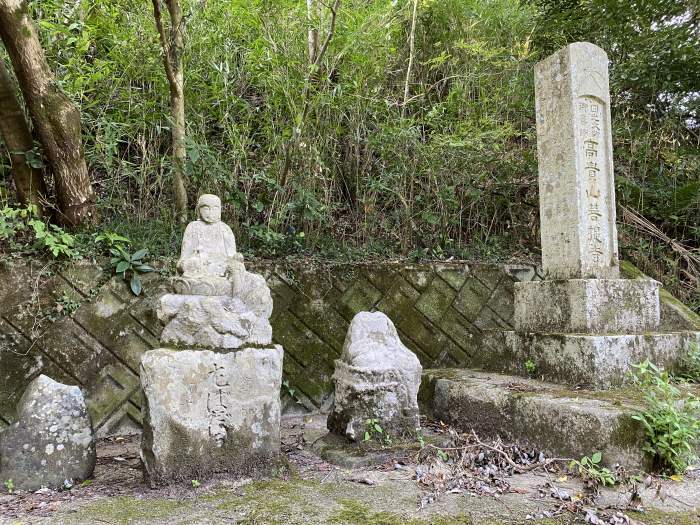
[151,0,176,88]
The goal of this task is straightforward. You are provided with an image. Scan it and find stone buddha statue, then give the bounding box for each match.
[162,192,274,349]
[174,194,245,296]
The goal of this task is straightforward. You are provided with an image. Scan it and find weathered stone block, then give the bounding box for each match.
[328,312,422,440]
[415,277,456,324]
[420,369,652,470]
[140,346,283,485]
[488,331,700,389]
[338,278,382,318]
[514,279,660,334]
[453,279,491,321]
[435,264,469,291]
[0,375,95,491]
[158,294,272,349]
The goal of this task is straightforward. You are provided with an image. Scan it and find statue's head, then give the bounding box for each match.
[197,194,221,224]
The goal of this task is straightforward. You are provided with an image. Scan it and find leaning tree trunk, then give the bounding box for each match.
[152,0,188,223]
[0,57,46,213]
[0,0,94,226]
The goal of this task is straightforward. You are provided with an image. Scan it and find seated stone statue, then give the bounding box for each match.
[174,194,244,296]
[161,193,274,349]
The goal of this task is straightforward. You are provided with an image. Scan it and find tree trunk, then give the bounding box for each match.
[0,57,46,213]
[401,0,419,118]
[152,0,188,224]
[0,0,94,226]
[306,0,319,65]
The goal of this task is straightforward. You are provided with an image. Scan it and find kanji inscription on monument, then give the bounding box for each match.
[534,42,619,279]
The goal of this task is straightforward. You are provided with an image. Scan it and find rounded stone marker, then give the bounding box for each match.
[328,311,422,441]
[0,375,96,491]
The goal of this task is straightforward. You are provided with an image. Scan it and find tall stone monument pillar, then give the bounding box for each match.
[501,43,699,388]
[535,42,619,280]
[515,42,660,336]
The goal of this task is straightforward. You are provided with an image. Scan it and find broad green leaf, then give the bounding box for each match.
[130,275,142,296]
[131,248,148,261]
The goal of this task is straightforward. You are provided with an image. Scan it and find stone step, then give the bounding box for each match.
[477,330,700,389]
[418,368,698,471]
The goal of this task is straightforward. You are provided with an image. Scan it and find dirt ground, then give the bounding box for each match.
[1,415,699,525]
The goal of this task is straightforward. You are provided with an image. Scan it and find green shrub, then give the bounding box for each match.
[0,205,77,259]
[569,452,616,486]
[677,343,700,383]
[631,360,700,474]
[109,246,154,295]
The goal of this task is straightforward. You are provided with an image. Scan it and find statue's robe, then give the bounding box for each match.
[176,220,237,295]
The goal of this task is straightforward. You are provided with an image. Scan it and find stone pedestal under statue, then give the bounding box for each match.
[139,194,283,485]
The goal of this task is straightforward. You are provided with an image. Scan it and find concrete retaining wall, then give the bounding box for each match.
[0,259,696,436]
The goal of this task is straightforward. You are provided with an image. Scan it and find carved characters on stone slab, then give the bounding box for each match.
[207,360,232,447]
[577,96,613,268]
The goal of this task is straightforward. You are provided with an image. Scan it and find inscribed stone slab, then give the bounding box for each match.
[535,42,619,279]
[140,346,283,485]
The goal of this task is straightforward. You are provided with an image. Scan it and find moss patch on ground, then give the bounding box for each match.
[212,478,322,524]
[65,495,193,524]
[328,499,471,525]
[628,508,700,525]
[42,472,700,525]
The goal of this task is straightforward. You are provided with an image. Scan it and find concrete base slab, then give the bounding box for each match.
[480,331,700,389]
[514,279,660,334]
[419,369,663,470]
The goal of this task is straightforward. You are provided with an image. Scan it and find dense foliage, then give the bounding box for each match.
[0,0,698,307]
